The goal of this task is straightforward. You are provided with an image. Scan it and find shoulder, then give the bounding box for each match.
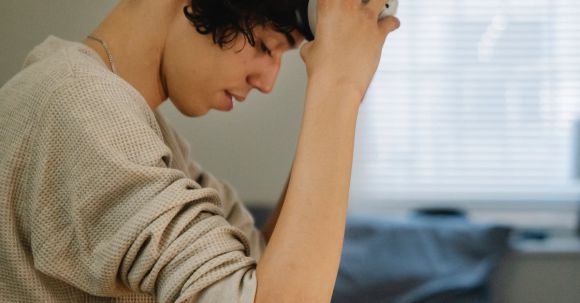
[37,39,163,139]
[56,45,156,124]
[41,73,167,165]
[48,69,158,134]
[2,36,169,165]
[3,36,158,133]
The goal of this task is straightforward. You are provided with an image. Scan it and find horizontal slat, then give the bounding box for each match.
[351,0,580,208]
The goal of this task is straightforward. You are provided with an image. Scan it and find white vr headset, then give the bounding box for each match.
[295,0,399,41]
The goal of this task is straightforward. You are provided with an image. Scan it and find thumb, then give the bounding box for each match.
[379,16,401,37]
[300,41,314,63]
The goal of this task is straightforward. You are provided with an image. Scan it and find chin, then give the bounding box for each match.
[170,98,209,117]
[181,107,209,117]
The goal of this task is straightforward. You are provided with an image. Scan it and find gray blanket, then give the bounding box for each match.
[332,214,511,303]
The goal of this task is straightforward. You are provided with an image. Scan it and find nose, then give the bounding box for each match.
[247,56,281,94]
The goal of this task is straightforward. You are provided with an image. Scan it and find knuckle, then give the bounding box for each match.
[362,6,376,20]
[343,0,358,11]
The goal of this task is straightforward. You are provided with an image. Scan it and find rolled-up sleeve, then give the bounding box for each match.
[186,267,258,303]
[159,117,267,262]
[27,76,259,303]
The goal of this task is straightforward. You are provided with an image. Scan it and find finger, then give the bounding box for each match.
[365,0,390,17]
[378,16,401,35]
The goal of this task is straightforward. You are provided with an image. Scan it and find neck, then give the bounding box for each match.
[84,0,179,110]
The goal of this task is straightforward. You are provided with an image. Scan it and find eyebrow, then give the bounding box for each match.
[282,32,297,49]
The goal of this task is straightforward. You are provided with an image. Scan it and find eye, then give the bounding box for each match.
[260,42,273,57]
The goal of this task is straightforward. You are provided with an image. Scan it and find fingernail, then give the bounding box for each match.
[393,18,401,29]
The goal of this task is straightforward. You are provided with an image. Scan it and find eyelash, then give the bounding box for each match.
[260,42,273,57]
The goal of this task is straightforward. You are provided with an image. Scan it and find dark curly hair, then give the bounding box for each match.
[183,0,306,49]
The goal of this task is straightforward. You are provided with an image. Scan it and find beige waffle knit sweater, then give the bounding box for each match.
[0,36,265,302]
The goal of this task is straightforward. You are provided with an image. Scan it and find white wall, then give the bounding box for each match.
[0,0,306,206]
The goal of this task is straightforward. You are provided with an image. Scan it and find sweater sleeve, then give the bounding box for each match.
[158,121,266,261]
[187,165,266,261]
[26,75,258,303]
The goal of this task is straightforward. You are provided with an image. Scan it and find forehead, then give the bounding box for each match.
[258,25,304,49]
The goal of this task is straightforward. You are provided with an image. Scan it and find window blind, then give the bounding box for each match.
[349,0,580,210]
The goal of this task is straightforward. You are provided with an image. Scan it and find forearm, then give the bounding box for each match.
[261,171,290,243]
[254,79,361,303]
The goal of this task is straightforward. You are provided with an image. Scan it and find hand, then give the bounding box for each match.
[300,0,400,101]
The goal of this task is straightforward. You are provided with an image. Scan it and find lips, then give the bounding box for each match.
[226,91,246,102]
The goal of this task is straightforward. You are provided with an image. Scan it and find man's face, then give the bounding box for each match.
[162,10,304,117]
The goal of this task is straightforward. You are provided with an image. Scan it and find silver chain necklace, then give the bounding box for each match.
[87,35,118,74]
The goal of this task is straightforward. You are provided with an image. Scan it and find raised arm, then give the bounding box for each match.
[261,168,290,243]
[254,0,400,302]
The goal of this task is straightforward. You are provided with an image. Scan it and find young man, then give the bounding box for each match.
[0,0,399,302]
